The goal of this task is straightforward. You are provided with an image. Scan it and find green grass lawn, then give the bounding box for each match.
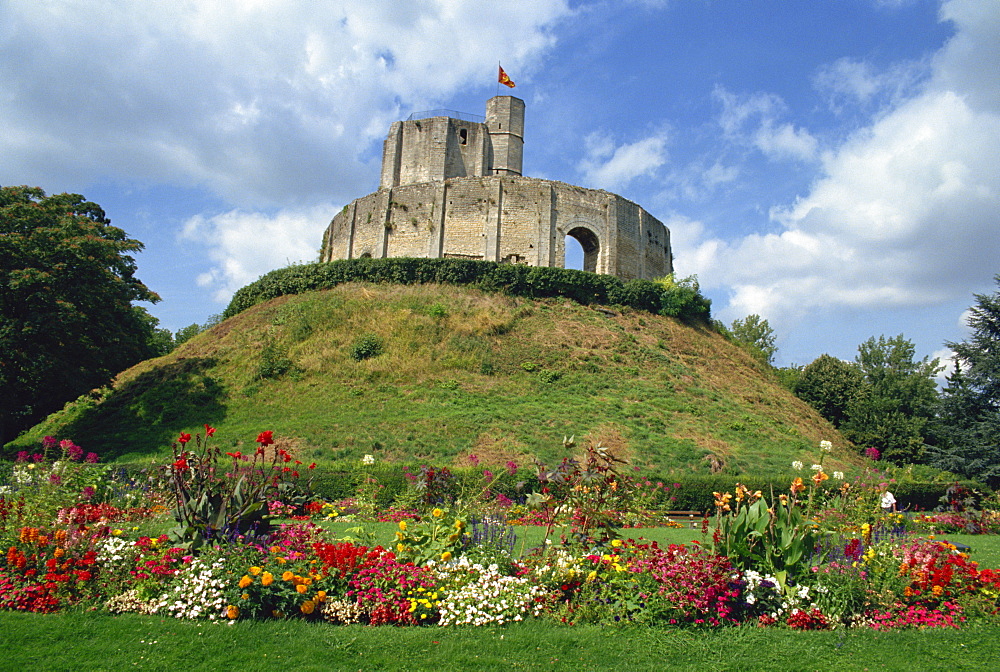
[2,610,997,672]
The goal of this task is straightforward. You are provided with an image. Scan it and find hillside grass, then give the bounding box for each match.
[8,283,860,476]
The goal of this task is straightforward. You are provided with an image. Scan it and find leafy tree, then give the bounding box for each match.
[0,186,160,443]
[928,276,1000,485]
[793,354,863,427]
[135,306,176,357]
[841,334,941,463]
[174,323,203,347]
[729,314,778,365]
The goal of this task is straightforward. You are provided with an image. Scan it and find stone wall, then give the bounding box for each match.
[320,176,673,281]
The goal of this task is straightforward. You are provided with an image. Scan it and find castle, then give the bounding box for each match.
[320,96,673,280]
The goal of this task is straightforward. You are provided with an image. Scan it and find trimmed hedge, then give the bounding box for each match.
[86,462,984,517]
[221,258,712,323]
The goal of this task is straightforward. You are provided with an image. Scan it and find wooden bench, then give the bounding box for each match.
[665,511,707,528]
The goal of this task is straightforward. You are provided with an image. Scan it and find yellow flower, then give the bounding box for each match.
[238,575,253,589]
[226,605,239,619]
[282,571,295,582]
[399,520,408,532]
[241,593,249,600]
[395,531,404,541]
[454,520,465,530]
[441,551,452,561]
[261,572,274,586]
[432,508,444,518]
[586,571,597,583]
[300,600,315,615]
[611,539,623,548]
[249,566,262,575]
[112,529,123,537]
[397,543,406,553]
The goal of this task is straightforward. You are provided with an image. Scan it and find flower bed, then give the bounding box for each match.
[2,433,999,630]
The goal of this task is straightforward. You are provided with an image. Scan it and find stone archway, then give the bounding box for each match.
[565,226,600,273]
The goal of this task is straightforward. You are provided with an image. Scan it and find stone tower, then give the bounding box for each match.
[322,97,673,281]
[485,95,524,176]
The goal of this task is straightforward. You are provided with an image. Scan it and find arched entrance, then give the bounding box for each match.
[565,226,600,273]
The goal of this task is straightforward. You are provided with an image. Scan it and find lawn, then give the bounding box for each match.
[2,610,998,672]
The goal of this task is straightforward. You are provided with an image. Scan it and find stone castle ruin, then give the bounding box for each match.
[320,96,673,280]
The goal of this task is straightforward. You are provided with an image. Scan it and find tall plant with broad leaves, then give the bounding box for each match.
[709,442,837,592]
[165,427,314,548]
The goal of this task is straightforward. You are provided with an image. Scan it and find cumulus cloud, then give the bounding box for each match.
[713,87,818,162]
[0,0,572,301]
[180,205,333,302]
[690,0,1000,333]
[0,1,571,208]
[577,129,669,191]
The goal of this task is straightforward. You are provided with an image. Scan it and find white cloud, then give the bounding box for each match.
[713,87,818,162]
[577,129,669,191]
[690,1,1000,334]
[0,1,573,301]
[0,0,572,208]
[180,205,333,302]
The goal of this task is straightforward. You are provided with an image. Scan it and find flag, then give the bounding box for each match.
[498,65,515,88]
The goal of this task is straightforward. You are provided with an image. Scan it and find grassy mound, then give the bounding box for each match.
[6,282,860,475]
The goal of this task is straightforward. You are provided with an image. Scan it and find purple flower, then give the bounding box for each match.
[85,452,99,463]
[506,461,518,476]
[865,447,881,461]
[32,453,44,463]
[483,468,494,483]
[468,454,480,466]
[15,451,28,463]
[81,486,95,501]
[42,436,58,450]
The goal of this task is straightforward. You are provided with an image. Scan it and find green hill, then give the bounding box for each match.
[6,281,861,475]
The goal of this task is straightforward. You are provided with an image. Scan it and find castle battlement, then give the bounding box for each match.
[321,97,673,280]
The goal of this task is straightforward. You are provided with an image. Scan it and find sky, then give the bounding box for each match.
[2,0,998,375]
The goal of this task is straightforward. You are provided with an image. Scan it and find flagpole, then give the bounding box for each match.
[496,61,500,97]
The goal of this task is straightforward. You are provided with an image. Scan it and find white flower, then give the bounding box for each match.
[810,464,822,471]
[361,454,375,465]
[833,471,844,480]
[791,461,804,471]
[819,440,833,452]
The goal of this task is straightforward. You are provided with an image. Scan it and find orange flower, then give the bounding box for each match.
[790,477,806,494]
[226,605,240,619]
[261,572,274,586]
[296,584,308,594]
[239,575,253,589]
[300,600,315,615]
[249,566,262,575]
[282,571,295,582]
[811,470,829,486]
[316,590,327,603]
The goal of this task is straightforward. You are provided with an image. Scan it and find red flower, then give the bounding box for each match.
[226,452,242,459]
[205,425,216,437]
[257,430,274,446]
[308,463,317,470]
[178,433,192,444]
[173,457,189,471]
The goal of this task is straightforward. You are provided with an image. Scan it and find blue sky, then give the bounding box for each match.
[3,0,998,373]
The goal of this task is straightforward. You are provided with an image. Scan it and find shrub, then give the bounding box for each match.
[349,334,383,362]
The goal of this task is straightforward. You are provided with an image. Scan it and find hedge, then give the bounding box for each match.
[221,258,712,323]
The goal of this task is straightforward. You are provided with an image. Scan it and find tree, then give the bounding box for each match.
[793,354,863,427]
[928,276,1000,485]
[729,314,778,365]
[841,334,941,463]
[0,186,160,443]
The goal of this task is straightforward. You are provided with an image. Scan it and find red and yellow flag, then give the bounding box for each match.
[498,65,515,88]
